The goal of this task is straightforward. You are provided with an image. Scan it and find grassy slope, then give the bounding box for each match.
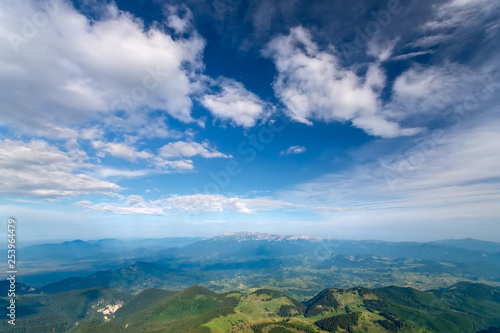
[204,284,500,333]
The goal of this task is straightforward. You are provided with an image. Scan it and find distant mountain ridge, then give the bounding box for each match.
[17,232,499,297]
[4,237,204,287]
[19,237,205,261]
[430,238,500,253]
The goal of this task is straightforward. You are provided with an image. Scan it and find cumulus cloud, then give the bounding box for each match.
[152,158,195,171]
[91,141,152,161]
[164,4,194,35]
[264,26,419,138]
[0,139,120,199]
[280,145,306,155]
[201,78,270,128]
[76,194,294,215]
[88,139,231,171]
[0,0,205,138]
[158,141,231,159]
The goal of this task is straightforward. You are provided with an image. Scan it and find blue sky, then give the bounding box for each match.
[1,0,499,243]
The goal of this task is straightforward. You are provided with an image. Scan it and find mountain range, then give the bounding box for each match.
[7,233,497,297]
[2,232,500,332]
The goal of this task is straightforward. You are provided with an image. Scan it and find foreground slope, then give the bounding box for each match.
[2,281,500,332]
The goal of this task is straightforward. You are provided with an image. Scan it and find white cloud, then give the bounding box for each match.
[91,140,152,162]
[0,139,120,199]
[76,196,164,215]
[152,158,195,171]
[88,138,230,171]
[79,126,105,141]
[0,0,233,180]
[163,4,193,34]
[264,26,419,138]
[0,0,205,138]
[77,194,294,215]
[201,78,269,128]
[280,145,306,155]
[162,194,254,214]
[158,141,231,159]
[94,168,150,179]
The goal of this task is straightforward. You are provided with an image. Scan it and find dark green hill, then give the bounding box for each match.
[445,281,500,301]
[114,288,176,318]
[69,285,238,333]
[252,288,306,315]
[303,288,342,317]
[364,283,500,333]
[0,286,131,333]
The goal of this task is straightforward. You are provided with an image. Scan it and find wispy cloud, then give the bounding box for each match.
[392,50,434,61]
[279,118,500,224]
[411,0,500,48]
